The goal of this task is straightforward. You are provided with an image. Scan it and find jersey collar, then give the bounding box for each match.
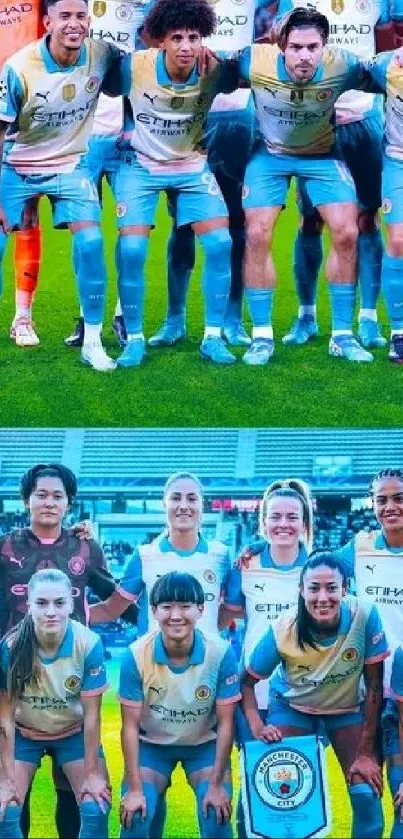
[154,628,205,665]
[375,531,403,553]
[26,527,67,545]
[40,36,87,73]
[159,533,208,556]
[311,599,350,648]
[277,53,324,84]
[261,543,308,569]
[156,50,198,87]
[39,621,74,663]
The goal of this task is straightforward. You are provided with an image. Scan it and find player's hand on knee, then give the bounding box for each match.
[119,790,147,829]
[79,773,112,813]
[70,519,94,540]
[202,783,232,824]
[0,777,22,821]
[258,723,283,743]
[348,755,383,796]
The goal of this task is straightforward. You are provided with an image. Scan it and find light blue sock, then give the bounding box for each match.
[79,799,110,839]
[0,804,23,838]
[388,765,403,838]
[167,224,195,320]
[358,230,383,312]
[0,229,8,296]
[293,230,322,308]
[382,254,403,332]
[116,234,148,335]
[73,227,106,326]
[195,780,233,839]
[245,288,274,327]
[120,782,160,839]
[199,228,231,328]
[349,783,384,839]
[328,283,356,332]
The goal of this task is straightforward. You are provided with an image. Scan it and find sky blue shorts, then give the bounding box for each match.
[135,739,228,783]
[268,691,364,733]
[15,727,104,767]
[243,143,356,210]
[114,152,228,228]
[87,133,121,196]
[0,157,101,230]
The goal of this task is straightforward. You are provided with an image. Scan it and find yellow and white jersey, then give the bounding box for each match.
[248,595,389,714]
[0,37,121,173]
[119,532,231,636]
[119,628,240,745]
[0,620,108,739]
[239,44,369,155]
[276,0,387,123]
[121,49,229,172]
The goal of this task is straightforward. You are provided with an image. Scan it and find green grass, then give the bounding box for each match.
[0,187,401,428]
[27,654,394,838]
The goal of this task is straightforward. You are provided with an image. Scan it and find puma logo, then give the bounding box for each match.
[366,564,376,573]
[36,91,50,102]
[143,92,156,104]
[9,556,23,568]
[254,583,265,591]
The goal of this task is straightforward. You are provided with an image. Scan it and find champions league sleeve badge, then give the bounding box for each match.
[241,736,331,838]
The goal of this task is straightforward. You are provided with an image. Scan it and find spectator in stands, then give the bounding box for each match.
[243,552,387,839]
[335,468,403,836]
[118,571,240,839]
[0,569,111,839]
[0,463,136,839]
[219,477,313,837]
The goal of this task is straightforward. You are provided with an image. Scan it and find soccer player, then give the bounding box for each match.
[243,552,388,839]
[0,0,123,371]
[64,0,147,350]
[0,0,43,347]
[334,468,403,821]
[384,644,403,837]
[118,571,240,839]
[109,0,238,367]
[222,7,381,364]
[0,462,136,839]
[278,0,391,351]
[148,0,270,352]
[89,471,231,635]
[220,478,313,837]
[361,48,403,362]
[0,568,111,839]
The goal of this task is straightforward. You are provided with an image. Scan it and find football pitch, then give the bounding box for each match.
[0,187,401,429]
[27,654,394,839]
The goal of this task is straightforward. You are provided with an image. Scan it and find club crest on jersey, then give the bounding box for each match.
[68,556,86,576]
[171,97,185,110]
[116,202,127,218]
[92,0,106,16]
[204,569,216,584]
[316,88,333,102]
[254,747,314,809]
[356,0,370,12]
[331,0,344,13]
[116,3,133,20]
[62,84,76,102]
[64,675,81,692]
[382,198,392,214]
[85,76,99,94]
[195,685,212,701]
[342,647,358,662]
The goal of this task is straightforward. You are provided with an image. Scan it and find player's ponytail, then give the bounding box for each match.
[259,478,314,551]
[295,552,348,651]
[7,614,39,699]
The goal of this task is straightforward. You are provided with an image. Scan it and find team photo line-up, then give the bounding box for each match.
[3,0,403,370]
[0,463,403,837]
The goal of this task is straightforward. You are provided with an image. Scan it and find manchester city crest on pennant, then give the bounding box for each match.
[92,0,106,16]
[62,84,76,102]
[254,747,314,810]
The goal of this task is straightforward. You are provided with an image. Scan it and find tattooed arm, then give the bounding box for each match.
[347,660,384,795]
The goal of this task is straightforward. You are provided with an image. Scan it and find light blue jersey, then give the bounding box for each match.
[248,595,389,713]
[118,533,231,635]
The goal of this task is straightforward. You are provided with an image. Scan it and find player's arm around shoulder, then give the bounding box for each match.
[101,45,132,98]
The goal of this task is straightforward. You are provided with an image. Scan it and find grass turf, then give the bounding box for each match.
[0,188,401,428]
[27,654,394,838]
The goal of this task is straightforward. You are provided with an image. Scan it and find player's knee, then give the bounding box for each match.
[348,782,383,839]
[118,233,148,273]
[73,226,103,267]
[300,213,323,236]
[386,226,403,258]
[245,215,273,252]
[329,220,358,252]
[357,211,378,235]
[199,226,232,260]
[79,798,111,838]
[0,803,23,839]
